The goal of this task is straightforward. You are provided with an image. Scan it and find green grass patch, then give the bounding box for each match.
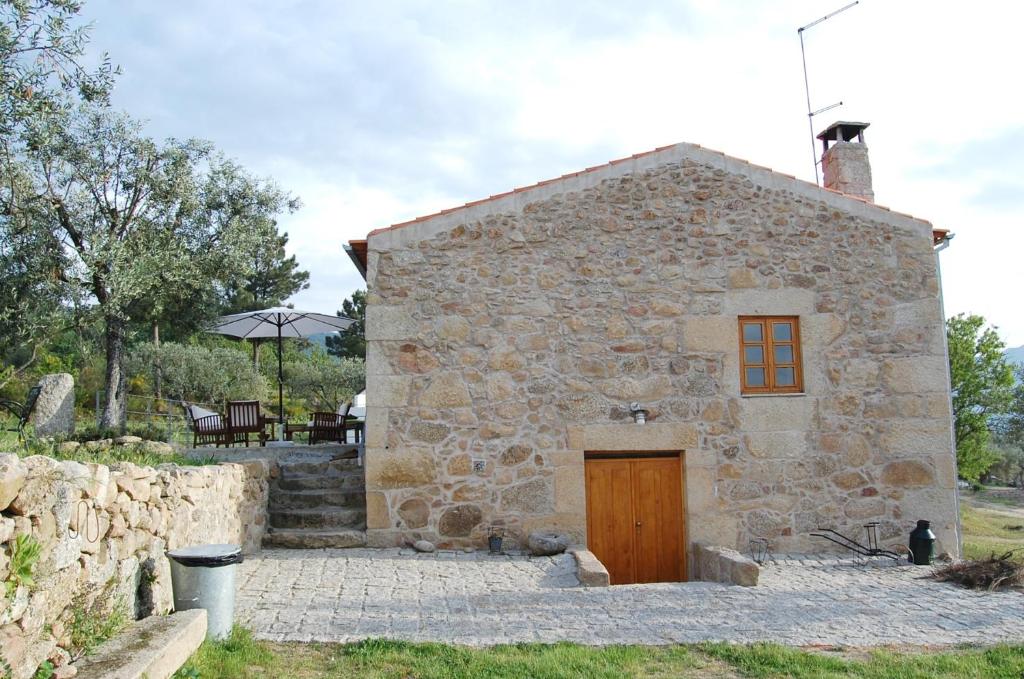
[701,642,1024,678]
[961,505,1024,561]
[175,629,1024,679]
[0,423,215,467]
[68,592,130,661]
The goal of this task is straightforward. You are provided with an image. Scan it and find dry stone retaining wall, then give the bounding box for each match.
[362,145,959,557]
[0,453,268,679]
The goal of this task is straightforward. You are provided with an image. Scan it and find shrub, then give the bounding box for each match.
[283,350,364,412]
[4,534,41,596]
[127,342,267,405]
[933,552,1023,590]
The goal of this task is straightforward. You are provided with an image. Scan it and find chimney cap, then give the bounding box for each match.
[817,121,870,143]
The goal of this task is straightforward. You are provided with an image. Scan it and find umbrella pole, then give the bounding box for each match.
[277,324,285,441]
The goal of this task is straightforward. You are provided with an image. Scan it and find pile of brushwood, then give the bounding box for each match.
[932,552,1023,590]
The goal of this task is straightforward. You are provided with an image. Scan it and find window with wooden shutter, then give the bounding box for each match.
[738,316,803,394]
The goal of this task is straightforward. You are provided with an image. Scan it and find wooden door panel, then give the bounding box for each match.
[633,457,684,583]
[585,459,636,585]
[585,454,686,585]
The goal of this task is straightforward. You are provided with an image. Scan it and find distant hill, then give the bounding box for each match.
[1006,345,1024,367]
[307,333,331,349]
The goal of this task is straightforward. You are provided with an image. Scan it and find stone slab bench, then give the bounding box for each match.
[74,609,207,679]
[569,548,610,587]
[691,542,760,586]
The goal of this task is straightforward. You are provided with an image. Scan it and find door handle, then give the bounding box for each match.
[635,521,642,528]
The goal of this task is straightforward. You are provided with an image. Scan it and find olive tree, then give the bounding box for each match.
[127,342,266,405]
[284,349,364,412]
[0,0,115,386]
[947,314,1015,481]
[6,103,298,428]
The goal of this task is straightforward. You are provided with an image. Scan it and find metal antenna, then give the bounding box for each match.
[798,1,859,185]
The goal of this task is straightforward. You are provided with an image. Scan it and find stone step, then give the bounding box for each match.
[279,458,360,476]
[269,507,366,530]
[273,473,364,492]
[262,528,367,549]
[269,488,366,510]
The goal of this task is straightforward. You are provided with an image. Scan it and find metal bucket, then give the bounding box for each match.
[167,544,243,640]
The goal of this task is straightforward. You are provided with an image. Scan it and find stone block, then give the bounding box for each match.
[32,373,75,438]
[527,531,571,556]
[372,376,411,408]
[75,609,207,679]
[365,447,437,490]
[570,549,610,587]
[0,454,27,512]
[735,396,814,432]
[365,305,419,341]
[500,477,553,514]
[685,466,717,513]
[597,375,673,401]
[417,373,472,408]
[882,356,949,394]
[682,316,734,352]
[363,407,389,448]
[438,504,483,537]
[722,288,815,316]
[881,460,935,487]
[879,420,951,458]
[744,432,808,459]
[365,491,390,529]
[581,423,697,452]
[365,342,393,376]
[436,316,471,343]
[554,465,585,515]
[931,453,957,490]
[691,542,759,586]
[892,299,942,329]
[844,496,885,520]
[397,498,430,528]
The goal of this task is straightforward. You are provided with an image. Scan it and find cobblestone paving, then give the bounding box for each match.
[236,549,1024,646]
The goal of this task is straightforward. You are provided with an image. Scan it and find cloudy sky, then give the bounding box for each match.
[85,0,1023,346]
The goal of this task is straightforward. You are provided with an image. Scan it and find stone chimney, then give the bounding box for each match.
[817,121,873,201]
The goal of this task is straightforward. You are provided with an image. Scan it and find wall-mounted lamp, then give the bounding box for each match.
[629,402,648,425]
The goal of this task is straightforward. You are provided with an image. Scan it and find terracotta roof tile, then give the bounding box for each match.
[365,142,933,239]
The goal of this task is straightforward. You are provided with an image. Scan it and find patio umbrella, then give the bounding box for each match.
[207,307,355,433]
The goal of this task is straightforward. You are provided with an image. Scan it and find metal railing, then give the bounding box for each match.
[94,392,221,445]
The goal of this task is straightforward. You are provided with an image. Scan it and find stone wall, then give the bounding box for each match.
[0,454,268,679]
[691,542,760,586]
[361,143,959,559]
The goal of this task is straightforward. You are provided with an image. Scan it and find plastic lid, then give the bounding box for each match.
[167,544,243,567]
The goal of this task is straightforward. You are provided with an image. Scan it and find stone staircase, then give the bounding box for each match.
[262,455,367,548]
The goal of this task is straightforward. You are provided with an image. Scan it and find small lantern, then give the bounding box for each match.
[629,402,648,424]
[748,537,771,565]
[909,519,936,565]
[488,528,504,554]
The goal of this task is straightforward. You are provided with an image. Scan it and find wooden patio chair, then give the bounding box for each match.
[309,403,350,445]
[182,402,229,448]
[226,400,272,447]
[0,385,42,442]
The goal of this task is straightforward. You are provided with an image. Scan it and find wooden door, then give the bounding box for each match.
[585,454,686,585]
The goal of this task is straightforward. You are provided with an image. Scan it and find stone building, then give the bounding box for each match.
[346,121,959,583]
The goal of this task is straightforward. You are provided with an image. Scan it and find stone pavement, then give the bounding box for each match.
[236,549,1024,647]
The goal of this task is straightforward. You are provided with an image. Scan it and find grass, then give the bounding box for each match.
[175,628,1024,679]
[960,504,1024,561]
[68,592,131,661]
[0,422,214,467]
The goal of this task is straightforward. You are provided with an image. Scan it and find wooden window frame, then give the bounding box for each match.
[738,316,803,395]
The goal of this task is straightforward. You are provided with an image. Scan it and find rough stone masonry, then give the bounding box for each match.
[358,142,958,557]
[0,454,268,679]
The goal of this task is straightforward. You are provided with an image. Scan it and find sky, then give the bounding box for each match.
[84,0,1024,347]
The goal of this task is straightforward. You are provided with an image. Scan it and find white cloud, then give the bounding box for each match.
[88,0,1024,343]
